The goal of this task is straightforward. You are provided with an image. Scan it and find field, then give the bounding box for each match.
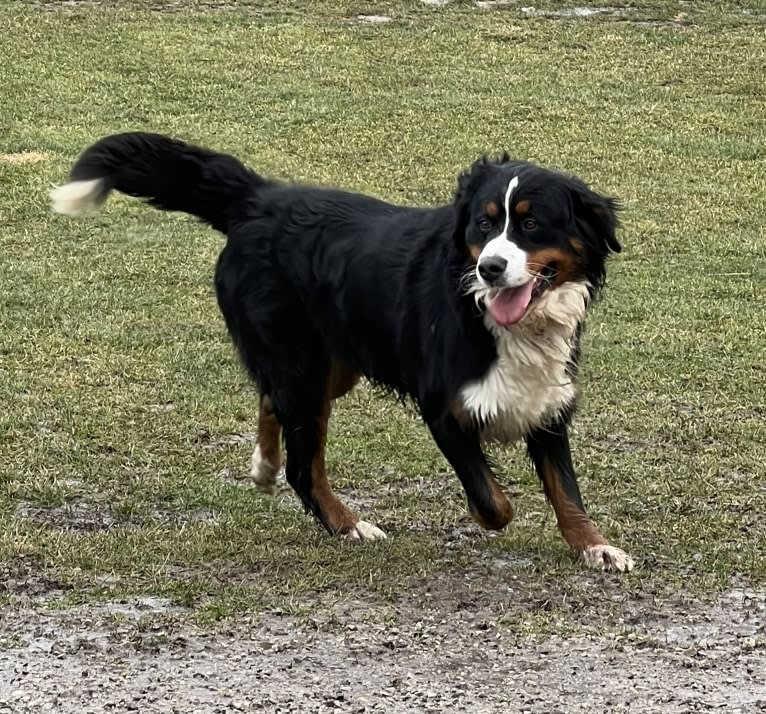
[1,0,765,711]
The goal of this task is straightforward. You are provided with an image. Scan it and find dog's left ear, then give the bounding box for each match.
[571,183,622,254]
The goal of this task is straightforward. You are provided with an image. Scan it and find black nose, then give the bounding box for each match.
[478,256,508,283]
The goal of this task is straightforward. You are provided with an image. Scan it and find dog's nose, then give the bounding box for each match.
[478,256,508,284]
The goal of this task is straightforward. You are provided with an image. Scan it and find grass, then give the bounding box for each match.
[1,0,764,628]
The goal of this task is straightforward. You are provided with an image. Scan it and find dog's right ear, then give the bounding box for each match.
[453,158,487,252]
[452,172,471,251]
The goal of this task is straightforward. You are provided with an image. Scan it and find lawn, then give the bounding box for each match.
[1,0,764,631]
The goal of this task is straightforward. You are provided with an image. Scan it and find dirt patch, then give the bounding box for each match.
[16,502,118,532]
[475,0,518,8]
[519,6,625,18]
[0,152,48,164]
[195,429,258,452]
[0,587,764,712]
[0,556,70,601]
[356,15,393,25]
[15,501,220,531]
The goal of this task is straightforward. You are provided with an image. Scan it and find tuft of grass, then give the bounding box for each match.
[1,0,764,628]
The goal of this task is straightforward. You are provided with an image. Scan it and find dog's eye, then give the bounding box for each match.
[522,217,537,231]
[478,218,492,233]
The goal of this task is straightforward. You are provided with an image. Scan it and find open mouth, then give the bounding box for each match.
[485,265,555,327]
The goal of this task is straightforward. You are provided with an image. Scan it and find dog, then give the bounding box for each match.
[51,132,633,572]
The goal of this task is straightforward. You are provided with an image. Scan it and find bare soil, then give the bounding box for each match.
[1,583,764,713]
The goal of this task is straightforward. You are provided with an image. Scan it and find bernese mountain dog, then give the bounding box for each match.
[51,132,633,572]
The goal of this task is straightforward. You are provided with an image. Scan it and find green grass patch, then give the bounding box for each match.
[1,0,764,626]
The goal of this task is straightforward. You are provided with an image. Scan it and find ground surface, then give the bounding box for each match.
[1,0,765,711]
[2,587,765,712]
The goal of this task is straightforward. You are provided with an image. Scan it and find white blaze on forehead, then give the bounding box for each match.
[500,175,519,241]
[476,175,529,288]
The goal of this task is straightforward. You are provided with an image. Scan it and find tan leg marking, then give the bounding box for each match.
[327,360,361,400]
[250,395,281,493]
[538,457,633,572]
[468,465,514,531]
[311,361,385,540]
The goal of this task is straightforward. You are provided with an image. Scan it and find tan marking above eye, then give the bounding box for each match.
[514,200,531,215]
[569,238,584,255]
[484,201,498,218]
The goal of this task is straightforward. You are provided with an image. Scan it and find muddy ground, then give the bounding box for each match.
[1,584,764,713]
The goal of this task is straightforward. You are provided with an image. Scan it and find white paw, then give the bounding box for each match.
[249,449,278,494]
[345,520,387,541]
[582,544,634,573]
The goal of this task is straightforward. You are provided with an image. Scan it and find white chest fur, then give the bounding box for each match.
[460,282,590,443]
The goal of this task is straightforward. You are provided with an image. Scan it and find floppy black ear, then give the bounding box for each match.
[452,159,485,251]
[571,183,622,254]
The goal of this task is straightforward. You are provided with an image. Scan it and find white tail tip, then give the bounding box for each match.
[50,178,106,216]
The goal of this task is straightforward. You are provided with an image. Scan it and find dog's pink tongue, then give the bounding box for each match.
[487,281,535,327]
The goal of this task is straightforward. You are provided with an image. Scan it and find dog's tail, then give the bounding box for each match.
[50,132,265,233]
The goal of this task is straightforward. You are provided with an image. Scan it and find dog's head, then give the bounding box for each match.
[454,156,621,328]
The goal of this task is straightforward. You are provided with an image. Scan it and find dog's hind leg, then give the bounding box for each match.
[250,394,282,494]
[276,361,384,540]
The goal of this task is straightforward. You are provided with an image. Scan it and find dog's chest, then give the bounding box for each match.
[460,284,588,442]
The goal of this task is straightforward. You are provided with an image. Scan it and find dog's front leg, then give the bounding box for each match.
[526,420,634,572]
[426,414,513,530]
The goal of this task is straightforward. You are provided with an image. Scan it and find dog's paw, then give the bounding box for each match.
[582,544,634,573]
[249,449,279,494]
[345,520,387,541]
